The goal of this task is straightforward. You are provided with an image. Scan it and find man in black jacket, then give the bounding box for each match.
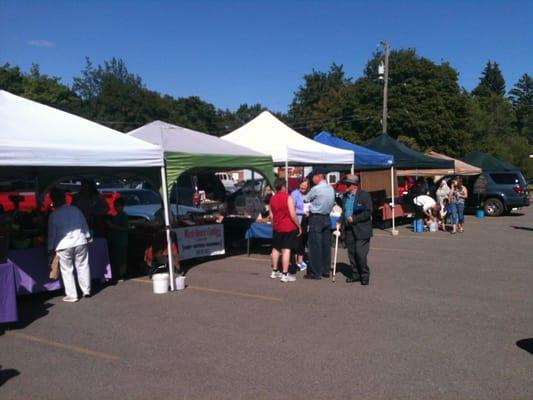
[337,174,373,285]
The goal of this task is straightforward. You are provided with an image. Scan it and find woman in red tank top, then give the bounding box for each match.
[269,178,301,282]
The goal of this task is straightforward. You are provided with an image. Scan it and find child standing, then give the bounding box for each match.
[107,198,129,281]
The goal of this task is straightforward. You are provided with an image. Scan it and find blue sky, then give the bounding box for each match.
[1,0,531,112]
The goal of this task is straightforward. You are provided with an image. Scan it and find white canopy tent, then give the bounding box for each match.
[222,111,354,170]
[0,90,162,167]
[0,91,179,290]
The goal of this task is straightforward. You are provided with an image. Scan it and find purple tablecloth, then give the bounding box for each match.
[8,238,112,295]
[0,261,18,323]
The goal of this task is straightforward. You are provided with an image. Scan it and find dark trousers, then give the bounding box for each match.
[307,214,332,276]
[344,228,370,280]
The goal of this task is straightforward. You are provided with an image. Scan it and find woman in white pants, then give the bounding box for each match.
[48,188,92,302]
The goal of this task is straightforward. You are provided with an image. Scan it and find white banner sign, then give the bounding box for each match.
[174,224,225,261]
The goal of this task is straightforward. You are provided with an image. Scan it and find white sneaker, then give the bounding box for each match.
[62,296,79,303]
[298,262,308,271]
[270,270,282,279]
[280,274,296,283]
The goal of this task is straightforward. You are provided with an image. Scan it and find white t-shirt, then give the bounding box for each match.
[413,195,436,212]
[48,205,91,251]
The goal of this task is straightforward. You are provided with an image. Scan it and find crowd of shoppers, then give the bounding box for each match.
[268,171,373,286]
[412,176,468,234]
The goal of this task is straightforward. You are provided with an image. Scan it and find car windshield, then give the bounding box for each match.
[121,190,161,206]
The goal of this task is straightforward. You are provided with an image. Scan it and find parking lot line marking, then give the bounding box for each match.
[6,331,119,362]
[187,286,283,302]
[131,278,283,302]
[232,256,270,262]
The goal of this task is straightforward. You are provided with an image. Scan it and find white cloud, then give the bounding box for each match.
[27,40,56,48]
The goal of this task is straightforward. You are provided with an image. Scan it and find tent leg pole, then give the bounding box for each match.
[160,165,176,291]
[285,158,289,189]
[351,164,354,175]
[391,166,398,236]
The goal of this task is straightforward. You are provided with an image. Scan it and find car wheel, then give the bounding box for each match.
[484,198,504,217]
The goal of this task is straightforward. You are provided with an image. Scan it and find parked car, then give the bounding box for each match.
[226,178,271,217]
[438,171,529,216]
[170,173,226,213]
[99,188,204,222]
[215,172,238,194]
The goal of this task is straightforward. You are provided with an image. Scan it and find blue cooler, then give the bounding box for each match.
[476,209,485,218]
[413,219,424,233]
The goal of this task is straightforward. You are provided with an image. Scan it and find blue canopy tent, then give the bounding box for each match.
[314,131,399,235]
[314,131,394,170]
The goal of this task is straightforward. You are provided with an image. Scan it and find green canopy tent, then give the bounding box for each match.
[128,121,275,191]
[462,151,519,171]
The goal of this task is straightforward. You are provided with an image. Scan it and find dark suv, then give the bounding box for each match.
[446,171,529,216]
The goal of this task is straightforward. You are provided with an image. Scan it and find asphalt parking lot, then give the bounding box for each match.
[1,208,532,400]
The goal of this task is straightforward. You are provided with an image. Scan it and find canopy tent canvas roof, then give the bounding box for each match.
[0,90,163,168]
[365,133,454,176]
[221,111,354,166]
[128,120,275,186]
[0,90,165,191]
[462,151,519,171]
[426,151,481,175]
[313,131,393,170]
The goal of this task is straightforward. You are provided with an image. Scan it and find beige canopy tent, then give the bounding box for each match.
[398,151,481,176]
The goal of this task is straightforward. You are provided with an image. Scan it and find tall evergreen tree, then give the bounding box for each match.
[472,61,506,97]
[509,73,533,140]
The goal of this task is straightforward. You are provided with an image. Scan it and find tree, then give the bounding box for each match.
[22,64,80,112]
[0,63,24,94]
[472,61,506,97]
[288,63,351,136]
[509,73,533,141]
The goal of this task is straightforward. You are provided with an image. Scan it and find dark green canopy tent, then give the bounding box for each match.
[462,151,519,171]
[365,133,454,174]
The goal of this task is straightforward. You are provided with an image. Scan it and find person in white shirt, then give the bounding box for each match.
[48,188,92,302]
[413,194,441,223]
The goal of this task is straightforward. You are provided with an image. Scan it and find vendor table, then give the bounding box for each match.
[8,238,112,295]
[245,216,339,256]
[0,260,17,323]
[0,239,111,324]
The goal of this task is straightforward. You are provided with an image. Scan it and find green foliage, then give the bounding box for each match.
[0,63,24,94]
[509,73,533,141]
[0,63,80,112]
[472,61,506,97]
[288,63,351,136]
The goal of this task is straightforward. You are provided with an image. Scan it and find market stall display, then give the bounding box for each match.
[128,120,278,261]
[0,91,179,290]
[0,239,111,323]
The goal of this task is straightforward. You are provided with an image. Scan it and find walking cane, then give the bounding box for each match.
[332,227,340,283]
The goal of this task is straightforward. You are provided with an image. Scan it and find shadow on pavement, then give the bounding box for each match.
[335,262,352,278]
[0,365,20,387]
[511,226,533,232]
[516,338,533,355]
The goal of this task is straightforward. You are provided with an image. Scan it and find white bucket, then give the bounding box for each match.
[152,273,169,294]
[175,275,186,291]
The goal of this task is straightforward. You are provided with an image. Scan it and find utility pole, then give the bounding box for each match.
[381,40,390,134]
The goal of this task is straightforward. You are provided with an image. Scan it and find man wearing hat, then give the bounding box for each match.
[304,169,335,279]
[337,174,373,285]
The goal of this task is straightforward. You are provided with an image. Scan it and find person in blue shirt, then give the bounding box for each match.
[290,179,309,271]
[304,170,335,279]
[337,174,373,285]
